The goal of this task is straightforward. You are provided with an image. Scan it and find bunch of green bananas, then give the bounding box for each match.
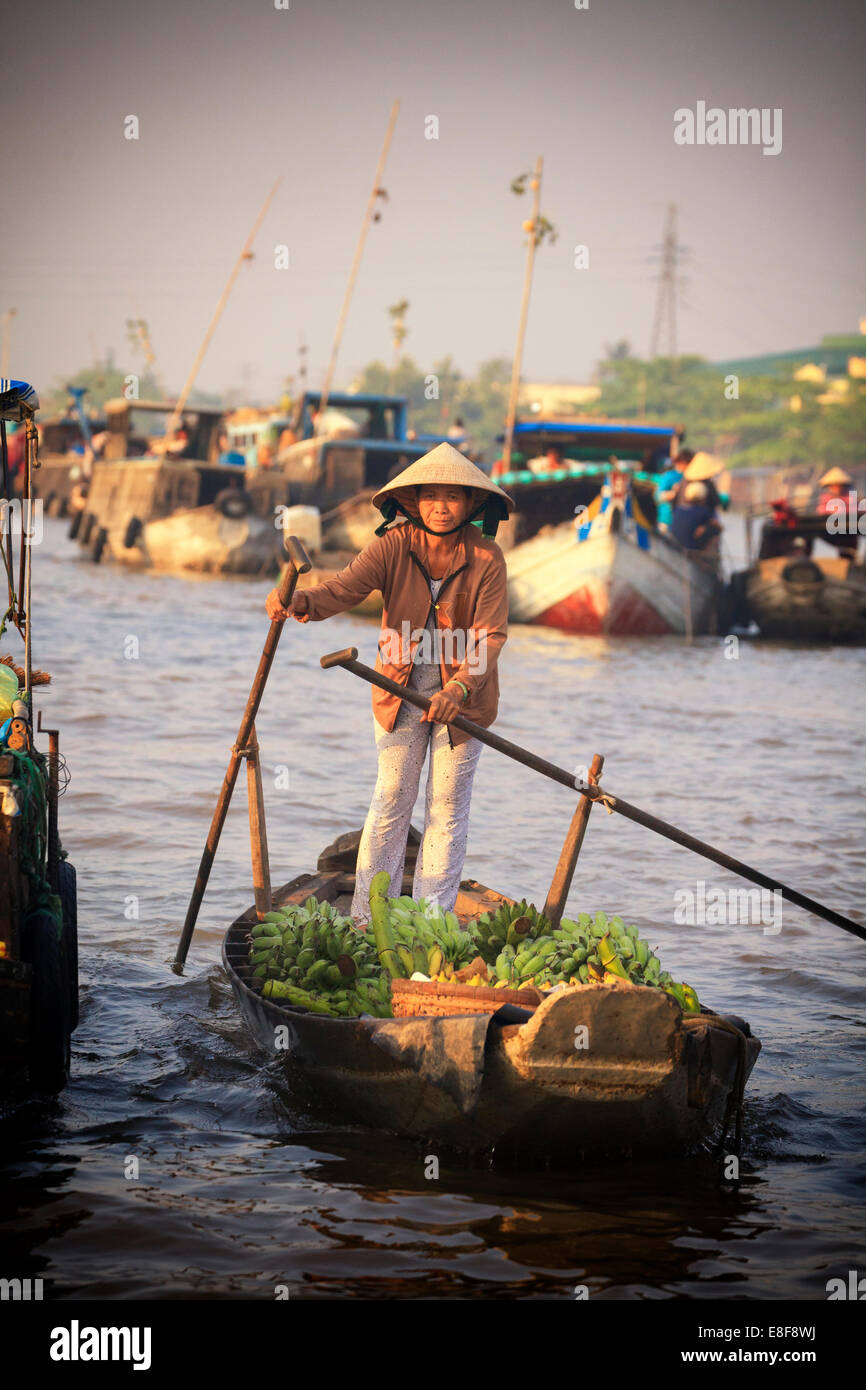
[247,896,392,1017]
[482,908,701,1013]
[384,894,477,977]
[472,899,554,963]
[368,873,480,979]
[261,973,392,1017]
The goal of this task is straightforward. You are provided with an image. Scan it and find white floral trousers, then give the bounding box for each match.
[350,695,483,922]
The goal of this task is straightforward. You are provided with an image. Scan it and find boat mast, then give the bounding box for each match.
[502,156,544,473]
[317,100,400,422]
[164,179,282,441]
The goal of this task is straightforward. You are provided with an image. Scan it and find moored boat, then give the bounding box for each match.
[1,379,79,1098]
[277,391,434,502]
[497,421,723,636]
[729,510,866,642]
[222,829,760,1158]
[73,399,286,575]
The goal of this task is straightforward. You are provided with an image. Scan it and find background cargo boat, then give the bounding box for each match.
[221,830,760,1159]
[73,398,286,575]
[0,379,79,1099]
[728,508,866,642]
[32,388,107,518]
[497,420,722,636]
[276,390,446,513]
[261,388,464,613]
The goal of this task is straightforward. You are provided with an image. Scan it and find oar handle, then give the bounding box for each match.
[321,647,866,944]
[278,536,311,607]
[174,536,312,970]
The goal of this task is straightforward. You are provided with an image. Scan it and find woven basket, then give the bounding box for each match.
[391,978,543,1017]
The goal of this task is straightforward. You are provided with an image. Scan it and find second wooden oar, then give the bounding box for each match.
[320,646,864,943]
[174,536,311,969]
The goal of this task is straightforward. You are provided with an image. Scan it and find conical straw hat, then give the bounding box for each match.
[683,450,725,481]
[371,441,514,518]
[819,466,853,486]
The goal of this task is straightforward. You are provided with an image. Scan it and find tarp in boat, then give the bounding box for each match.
[0,379,39,422]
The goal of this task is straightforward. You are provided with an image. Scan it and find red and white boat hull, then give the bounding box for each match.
[506,523,720,636]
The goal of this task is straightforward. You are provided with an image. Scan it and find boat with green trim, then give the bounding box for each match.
[1,378,78,1097]
[495,420,722,636]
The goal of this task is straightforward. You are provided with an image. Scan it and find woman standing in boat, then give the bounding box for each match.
[265,443,513,922]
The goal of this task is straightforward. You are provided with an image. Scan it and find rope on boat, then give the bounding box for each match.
[574,772,616,814]
[684,1012,749,1157]
[3,744,62,926]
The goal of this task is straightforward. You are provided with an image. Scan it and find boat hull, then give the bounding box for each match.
[222,865,760,1159]
[125,507,282,575]
[742,557,866,642]
[506,523,721,636]
[77,456,285,576]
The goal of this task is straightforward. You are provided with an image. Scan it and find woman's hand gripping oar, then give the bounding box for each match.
[173,537,312,970]
[320,647,865,943]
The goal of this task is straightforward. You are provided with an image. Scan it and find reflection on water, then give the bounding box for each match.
[0,519,864,1298]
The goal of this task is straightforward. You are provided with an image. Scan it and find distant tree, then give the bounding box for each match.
[354,351,865,471]
[41,362,163,416]
[354,354,512,459]
[603,340,632,361]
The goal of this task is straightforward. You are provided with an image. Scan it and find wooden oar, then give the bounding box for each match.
[321,647,865,943]
[174,536,311,969]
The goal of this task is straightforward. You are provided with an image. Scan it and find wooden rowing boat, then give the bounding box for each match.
[222,830,761,1159]
[729,512,866,643]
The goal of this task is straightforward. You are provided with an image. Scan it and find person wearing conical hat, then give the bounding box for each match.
[816,465,853,517]
[683,450,724,483]
[266,442,514,922]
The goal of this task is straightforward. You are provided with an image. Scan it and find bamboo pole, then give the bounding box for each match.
[244,722,272,920]
[318,100,400,422]
[164,179,281,442]
[174,536,311,969]
[502,156,543,473]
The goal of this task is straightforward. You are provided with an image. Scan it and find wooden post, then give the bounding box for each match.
[543,754,604,927]
[318,100,400,421]
[502,156,543,473]
[243,722,272,919]
[682,564,694,643]
[164,179,281,442]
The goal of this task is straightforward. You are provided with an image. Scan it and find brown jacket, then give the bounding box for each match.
[301,522,508,746]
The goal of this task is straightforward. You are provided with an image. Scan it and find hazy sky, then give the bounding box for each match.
[3,0,864,405]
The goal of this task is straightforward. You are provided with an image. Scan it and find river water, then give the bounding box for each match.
[1,517,864,1300]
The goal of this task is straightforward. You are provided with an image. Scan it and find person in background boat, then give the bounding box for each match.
[816,466,853,516]
[527,444,566,475]
[671,481,722,551]
[654,448,693,531]
[256,440,275,470]
[265,443,513,924]
[673,451,730,515]
[763,498,803,557]
[162,420,194,459]
[217,431,246,467]
[277,423,298,454]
